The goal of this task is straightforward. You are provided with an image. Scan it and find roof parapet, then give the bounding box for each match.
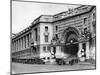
[31,15,53,25]
[12,25,31,39]
[53,5,92,21]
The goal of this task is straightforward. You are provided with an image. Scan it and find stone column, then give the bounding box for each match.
[20,38,22,50]
[15,41,16,51]
[55,46,59,57]
[18,39,20,57]
[17,40,18,51]
[77,42,84,61]
[21,38,23,49]
[18,40,19,51]
[22,37,24,49]
[50,47,56,64]
[29,33,31,47]
[19,39,20,50]
[24,36,26,48]
[15,40,17,51]
[23,36,25,49]
[86,42,89,59]
[13,42,15,51]
[27,34,29,47]
[16,40,18,51]
[26,35,28,48]
[28,34,30,47]
[50,47,53,58]
[21,39,22,50]
[19,39,21,50]
[26,35,27,48]
[25,36,27,48]
[77,43,82,58]
[14,42,15,52]
[18,39,20,50]
[13,41,15,52]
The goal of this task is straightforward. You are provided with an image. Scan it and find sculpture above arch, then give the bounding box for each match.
[61,27,80,43]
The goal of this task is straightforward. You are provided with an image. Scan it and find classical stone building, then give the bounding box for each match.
[11,5,96,62]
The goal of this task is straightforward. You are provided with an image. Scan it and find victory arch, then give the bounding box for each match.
[52,26,90,61]
[62,27,80,56]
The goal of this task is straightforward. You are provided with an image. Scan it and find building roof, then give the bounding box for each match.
[12,5,95,40]
[53,5,93,21]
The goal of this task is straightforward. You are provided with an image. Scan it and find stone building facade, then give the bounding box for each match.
[11,5,96,62]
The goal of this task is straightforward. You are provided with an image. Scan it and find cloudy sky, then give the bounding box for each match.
[12,1,80,34]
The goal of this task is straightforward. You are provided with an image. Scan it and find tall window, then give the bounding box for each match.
[43,46,46,52]
[82,43,86,52]
[47,46,50,51]
[55,26,58,31]
[82,43,86,57]
[55,34,58,39]
[44,26,49,42]
[93,13,96,20]
[45,26,48,31]
[53,47,56,54]
[45,35,48,42]
[84,18,88,25]
[34,28,38,41]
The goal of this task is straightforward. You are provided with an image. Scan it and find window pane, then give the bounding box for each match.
[84,18,88,25]
[35,28,38,41]
[45,26,48,31]
[56,26,58,31]
[43,46,46,51]
[45,36,48,42]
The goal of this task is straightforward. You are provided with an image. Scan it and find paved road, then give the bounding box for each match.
[11,62,95,74]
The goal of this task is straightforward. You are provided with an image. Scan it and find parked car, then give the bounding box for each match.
[34,58,45,64]
[24,58,45,64]
[56,55,79,65]
[56,58,66,65]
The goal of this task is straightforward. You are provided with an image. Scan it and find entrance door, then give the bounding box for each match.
[65,39,78,55]
[82,43,86,57]
[53,47,56,55]
[62,27,80,56]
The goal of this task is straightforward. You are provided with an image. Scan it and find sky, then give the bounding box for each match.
[12,1,80,34]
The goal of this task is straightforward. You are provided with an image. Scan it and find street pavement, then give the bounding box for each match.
[11,62,96,74]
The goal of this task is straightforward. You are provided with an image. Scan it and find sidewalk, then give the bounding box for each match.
[78,61,96,66]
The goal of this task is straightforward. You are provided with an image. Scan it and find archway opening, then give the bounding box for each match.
[63,28,79,56]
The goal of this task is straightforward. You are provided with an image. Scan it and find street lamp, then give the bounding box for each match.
[70,40,73,43]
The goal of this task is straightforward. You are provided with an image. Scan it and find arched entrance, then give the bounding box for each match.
[63,27,80,56]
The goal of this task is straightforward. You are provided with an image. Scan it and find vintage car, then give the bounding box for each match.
[56,55,79,65]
